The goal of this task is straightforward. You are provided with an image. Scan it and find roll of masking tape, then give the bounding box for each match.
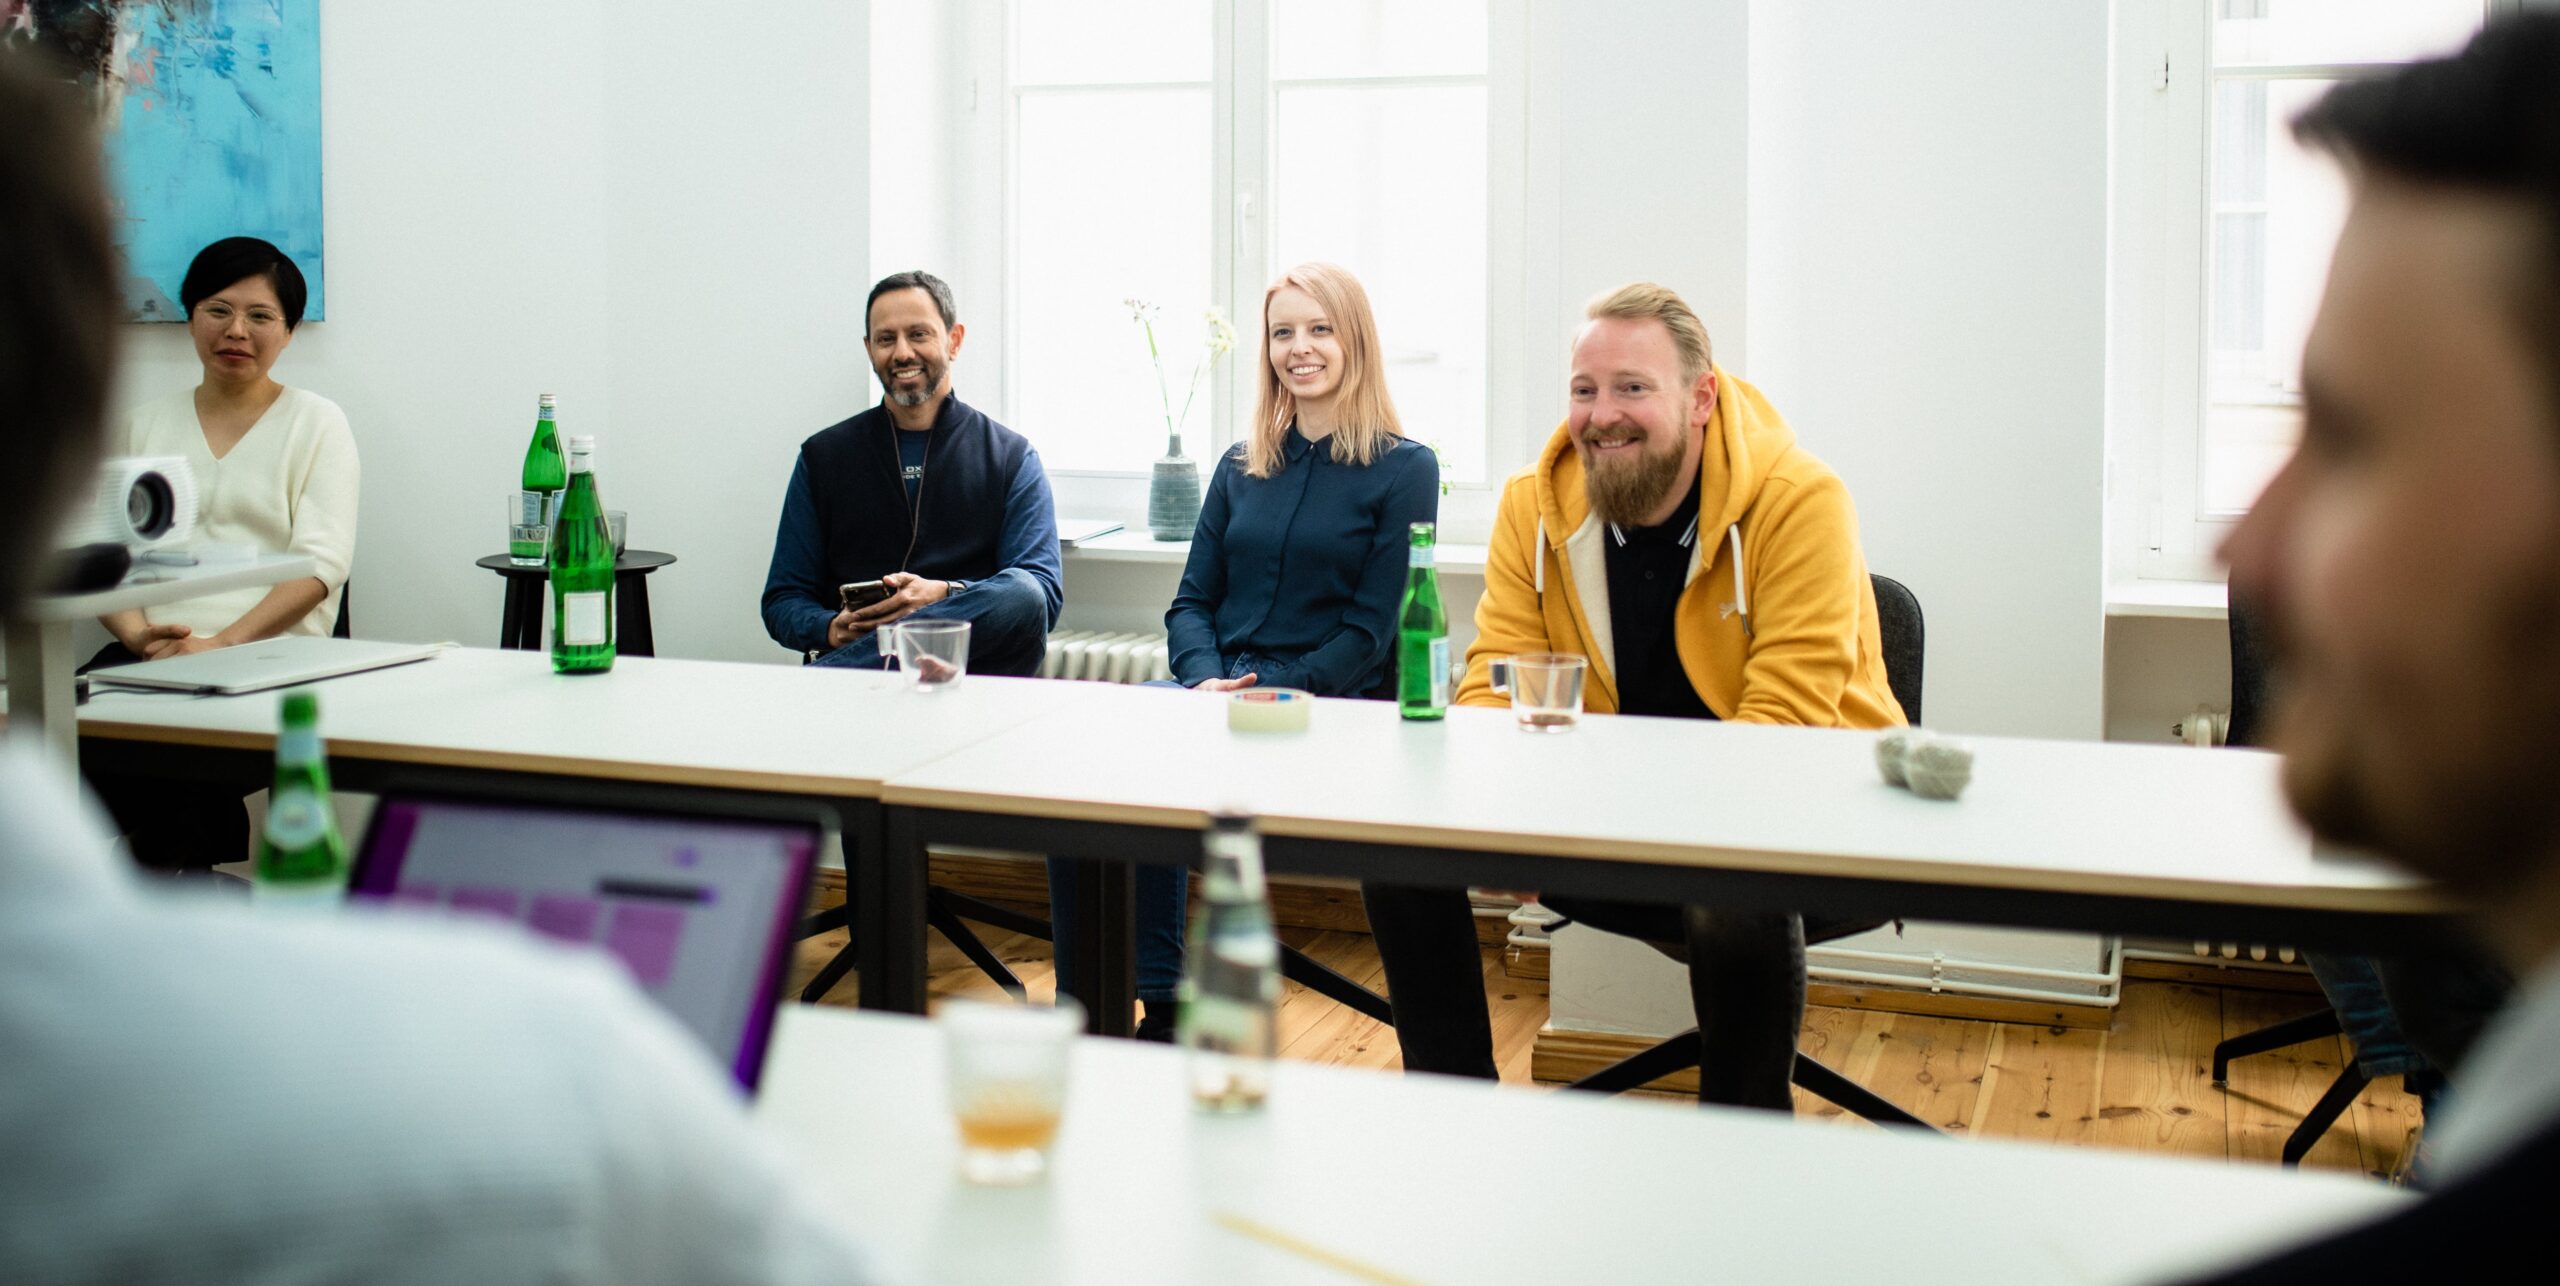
[1227,688,1314,732]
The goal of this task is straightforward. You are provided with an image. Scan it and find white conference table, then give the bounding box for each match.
[64,645,1125,1005]
[58,647,2453,1028]
[759,1006,2406,1285]
[880,690,2450,1033]
[2,551,314,764]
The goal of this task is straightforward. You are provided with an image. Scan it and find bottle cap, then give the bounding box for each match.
[567,435,596,454]
[279,688,318,726]
[538,392,557,409]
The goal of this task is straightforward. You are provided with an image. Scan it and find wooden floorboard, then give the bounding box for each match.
[2220,988,2366,1170]
[2086,981,2227,1160]
[787,918,2422,1173]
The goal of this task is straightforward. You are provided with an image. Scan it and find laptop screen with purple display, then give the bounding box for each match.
[350,793,821,1091]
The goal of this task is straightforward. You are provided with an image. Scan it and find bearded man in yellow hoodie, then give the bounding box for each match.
[1363,282,1904,1109]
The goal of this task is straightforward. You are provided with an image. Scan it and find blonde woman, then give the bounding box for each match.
[1166,261,1440,694]
[1053,263,1438,1040]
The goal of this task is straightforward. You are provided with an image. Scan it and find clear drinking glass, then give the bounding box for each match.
[883,619,971,691]
[606,509,629,557]
[506,491,547,567]
[1488,652,1587,732]
[942,998,1083,1185]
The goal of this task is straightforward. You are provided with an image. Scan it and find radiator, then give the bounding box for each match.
[2165,704,2301,962]
[1038,631,1172,685]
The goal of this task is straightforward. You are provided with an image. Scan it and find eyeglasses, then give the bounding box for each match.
[195,302,286,330]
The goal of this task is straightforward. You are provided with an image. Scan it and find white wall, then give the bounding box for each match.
[108,0,869,665]
[1746,1,2110,743]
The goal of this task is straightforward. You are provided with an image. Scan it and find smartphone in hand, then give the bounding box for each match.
[840,580,893,612]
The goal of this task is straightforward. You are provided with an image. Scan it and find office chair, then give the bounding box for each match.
[1558,574,1930,1128]
[2210,590,2377,1165]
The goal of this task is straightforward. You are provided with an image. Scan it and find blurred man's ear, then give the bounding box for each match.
[1691,369,1718,429]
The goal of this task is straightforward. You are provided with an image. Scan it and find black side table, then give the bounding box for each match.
[475,550,677,657]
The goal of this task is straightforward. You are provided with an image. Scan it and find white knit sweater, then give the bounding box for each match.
[124,385,359,639]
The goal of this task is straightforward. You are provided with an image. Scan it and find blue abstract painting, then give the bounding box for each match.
[4,1,324,321]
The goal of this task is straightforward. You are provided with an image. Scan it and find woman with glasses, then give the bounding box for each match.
[92,237,358,873]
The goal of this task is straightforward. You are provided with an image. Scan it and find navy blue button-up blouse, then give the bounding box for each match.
[1165,426,1441,696]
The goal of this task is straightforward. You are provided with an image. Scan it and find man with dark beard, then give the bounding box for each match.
[2190,14,2560,1279]
[760,269,1062,676]
[1361,282,1904,1107]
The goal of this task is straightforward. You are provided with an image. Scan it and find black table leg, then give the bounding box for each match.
[1061,856,1137,1037]
[859,802,928,1014]
[501,576,544,650]
[618,569,656,657]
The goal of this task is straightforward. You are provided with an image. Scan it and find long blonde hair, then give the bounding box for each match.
[1246,262,1402,479]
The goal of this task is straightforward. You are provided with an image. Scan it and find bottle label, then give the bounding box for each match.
[1409,545,1434,568]
[562,591,609,646]
[264,784,331,851]
[1428,637,1450,707]
[276,723,322,767]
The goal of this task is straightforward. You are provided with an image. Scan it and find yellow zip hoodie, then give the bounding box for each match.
[1457,367,1906,729]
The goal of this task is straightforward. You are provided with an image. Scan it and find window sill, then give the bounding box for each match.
[2104,576,2228,621]
[1064,529,1491,576]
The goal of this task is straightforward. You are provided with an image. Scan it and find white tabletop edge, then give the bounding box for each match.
[27,552,318,619]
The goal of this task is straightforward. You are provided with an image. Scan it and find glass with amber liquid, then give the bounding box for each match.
[942,998,1083,1185]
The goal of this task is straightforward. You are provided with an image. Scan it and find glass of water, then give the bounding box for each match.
[1488,652,1587,732]
[883,619,971,690]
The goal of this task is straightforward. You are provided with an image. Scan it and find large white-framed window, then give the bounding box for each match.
[922,0,1522,500]
[2113,0,2508,583]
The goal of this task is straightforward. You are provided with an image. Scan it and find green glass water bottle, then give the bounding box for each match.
[1177,813,1279,1112]
[548,434,615,673]
[512,393,566,565]
[1397,522,1449,720]
[253,689,349,905]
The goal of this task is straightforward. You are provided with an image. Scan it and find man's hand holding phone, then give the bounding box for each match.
[830,571,950,647]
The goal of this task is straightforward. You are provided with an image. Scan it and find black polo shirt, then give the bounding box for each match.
[1602,481,1716,721]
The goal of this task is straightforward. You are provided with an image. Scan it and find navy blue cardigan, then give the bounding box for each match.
[1165,429,1439,695]
[761,395,1062,654]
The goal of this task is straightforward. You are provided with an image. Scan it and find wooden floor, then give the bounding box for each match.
[791,914,2421,1179]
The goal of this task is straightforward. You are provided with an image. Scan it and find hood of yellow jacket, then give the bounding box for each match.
[1531,364,1798,544]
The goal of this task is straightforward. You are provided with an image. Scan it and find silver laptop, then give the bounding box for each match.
[89,635,443,695]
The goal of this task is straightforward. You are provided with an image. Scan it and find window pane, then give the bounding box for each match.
[1271,84,1486,484]
[2203,403,2300,514]
[1012,90,1212,473]
[2214,0,2482,68]
[1016,1,1209,85]
[2203,77,2341,513]
[1272,0,1488,80]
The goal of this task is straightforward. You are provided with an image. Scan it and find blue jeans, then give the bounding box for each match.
[1047,858,1190,1008]
[2306,950,2513,1122]
[809,568,1051,678]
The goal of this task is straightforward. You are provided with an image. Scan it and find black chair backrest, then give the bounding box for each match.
[2227,588,2272,748]
[1871,573,1924,725]
[333,581,352,639]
